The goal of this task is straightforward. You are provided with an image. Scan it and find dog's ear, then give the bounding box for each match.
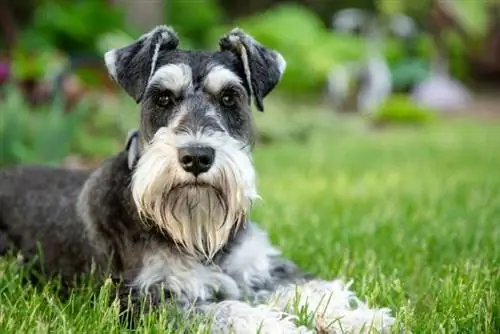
[104,25,179,103]
[219,28,286,112]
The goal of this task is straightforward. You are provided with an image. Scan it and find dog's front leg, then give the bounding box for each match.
[116,283,176,327]
[117,281,311,334]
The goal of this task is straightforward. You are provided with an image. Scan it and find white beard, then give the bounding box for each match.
[131,126,258,261]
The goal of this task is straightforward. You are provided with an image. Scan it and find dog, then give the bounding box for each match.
[0,26,396,333]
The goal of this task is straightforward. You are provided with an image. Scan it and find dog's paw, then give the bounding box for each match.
[266,279,396,334]
[199,300,313,334]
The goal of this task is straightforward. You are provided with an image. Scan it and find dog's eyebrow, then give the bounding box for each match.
[147,63,192,94]
[204,65,243,94]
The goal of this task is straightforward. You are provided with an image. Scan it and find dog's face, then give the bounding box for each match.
[104,26,286,260]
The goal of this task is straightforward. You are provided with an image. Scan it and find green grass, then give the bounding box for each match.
[1,100,499,333]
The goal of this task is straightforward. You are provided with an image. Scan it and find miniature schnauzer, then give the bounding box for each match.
[0,26,396,333]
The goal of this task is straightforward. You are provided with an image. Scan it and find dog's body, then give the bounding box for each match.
[0,165,92,280]
[0,26,395,333]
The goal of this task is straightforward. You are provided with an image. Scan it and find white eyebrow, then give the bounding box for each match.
[147,63,192,94]
[203,65,242,94]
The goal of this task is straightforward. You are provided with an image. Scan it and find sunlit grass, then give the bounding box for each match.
[0,99,499,333]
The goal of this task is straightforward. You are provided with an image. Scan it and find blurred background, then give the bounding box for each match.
[1,0,499,168]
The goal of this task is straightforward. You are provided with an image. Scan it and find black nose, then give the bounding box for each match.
[178,146,215,176]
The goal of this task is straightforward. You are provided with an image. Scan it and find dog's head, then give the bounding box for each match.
[105,26,286,260]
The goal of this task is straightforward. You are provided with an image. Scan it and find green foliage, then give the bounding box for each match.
[370,94,438,126]
[210,4,367,98]
[206,4,449,98]
[165,0,224,49]
[11,1,129,81]
[0,87,88,166]
[453,0,489,40]
[444,30,471,81]
[377,0,405,16]
[69,96,138,159]
[390,58,430,90]
[380,0,492,82]
[253,98,335,144]
[10,47,68,81]
[19,1,128,55]
[377,0,434,22]
[96,30,136,56]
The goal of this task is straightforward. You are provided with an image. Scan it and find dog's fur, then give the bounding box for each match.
[0,26,395,333]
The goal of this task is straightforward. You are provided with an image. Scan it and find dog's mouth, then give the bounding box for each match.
[171,181,222,193]
[166,182,228,210]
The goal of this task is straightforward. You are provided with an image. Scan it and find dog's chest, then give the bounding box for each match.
[131,223,280,303]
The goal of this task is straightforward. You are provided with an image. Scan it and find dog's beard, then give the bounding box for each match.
[131,127,258,261]
[156,184,242,260]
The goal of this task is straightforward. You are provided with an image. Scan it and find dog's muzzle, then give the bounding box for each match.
[130,127,258,260]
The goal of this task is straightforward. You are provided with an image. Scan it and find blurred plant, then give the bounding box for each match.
[0,60,10,85]
[18,1,128,56]
[69,95,134,159]
[165,0,224,49]
[369,94,438,127]
[96,30,136,56]
[9,46,69,106]
[3,1,131,106]
[375,0,476,82]
[388,29,431,92]
[253,97,335,145]
[10,46,65,82]
[0,86,88,166]
[209,4,450,100]
[210,4,367,98]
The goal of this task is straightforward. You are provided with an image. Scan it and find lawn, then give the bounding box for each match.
[0,99,499,333]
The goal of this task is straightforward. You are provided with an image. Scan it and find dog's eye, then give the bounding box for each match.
[154,91,175,108]
[220,91,238,107]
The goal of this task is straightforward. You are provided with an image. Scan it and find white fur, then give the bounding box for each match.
[132,247,241,303]
[200,301,313,334]
[225,33,255,102]
[275,52,287,76]
[131,223,278,303]
[147,63,192,94]
[139,24,175,41]
[148,40,163,83]
[125,129,140,170]
[239,44,254,101]
[145,27,178,83]
[204,65,243,94]
[219,223,280,296]
[104,49,117,80]
[267,279,396,333]
[131,126,258,260]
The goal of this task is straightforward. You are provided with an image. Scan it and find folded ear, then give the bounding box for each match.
[219,28,286,112]
[104,25,179,103]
